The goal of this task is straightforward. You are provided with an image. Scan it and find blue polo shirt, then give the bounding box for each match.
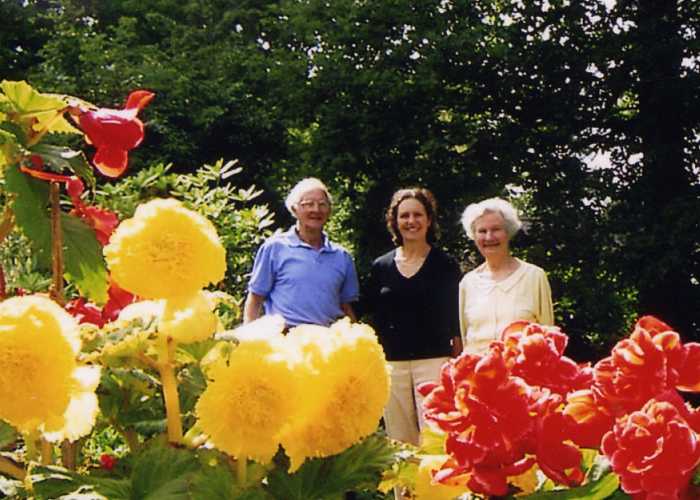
[248,227,360,327]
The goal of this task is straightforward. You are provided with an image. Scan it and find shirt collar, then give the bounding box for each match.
[284,226,335,251]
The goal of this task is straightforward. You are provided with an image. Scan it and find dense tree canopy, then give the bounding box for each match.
[2,0,698,359]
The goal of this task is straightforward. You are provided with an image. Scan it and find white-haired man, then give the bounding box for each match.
[243,178,358,327]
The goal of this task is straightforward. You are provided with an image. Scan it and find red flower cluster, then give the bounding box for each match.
[420,318,700,498]
[419,322,591,496]
[563,316,700,498]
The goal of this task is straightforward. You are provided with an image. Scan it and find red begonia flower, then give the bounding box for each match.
[66,177,119,245]
[601,399,700,499]
[535,410,585,487]
[563,389,615,448]
[65,297,106,327]
[99,453,117,470]
[501,321,593,395]
[77,90,154,178]
[101,279,137,322]
[592,316,697,417]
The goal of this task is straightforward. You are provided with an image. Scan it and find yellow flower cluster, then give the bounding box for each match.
[0,296,99,441]
[104,198,226,300]
[195,318,391,470]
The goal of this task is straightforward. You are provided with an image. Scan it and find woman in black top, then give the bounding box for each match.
[364,187,462,446]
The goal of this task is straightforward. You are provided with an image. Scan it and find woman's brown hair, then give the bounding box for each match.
[385,187,439,246]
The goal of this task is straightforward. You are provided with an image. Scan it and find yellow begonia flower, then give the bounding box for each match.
[116,292,217,345]
[280,319,391,471]
[0,296,99,441]
[196,337,299,463]
[415,455,468,500]
[160,291,218,344]
[104,198,226,299]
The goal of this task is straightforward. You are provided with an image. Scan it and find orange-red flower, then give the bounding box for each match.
[602,399,700,499]
[419,341,585,496]
[501,321,592,396]
[77,90,154,177]
[591,316,700,417]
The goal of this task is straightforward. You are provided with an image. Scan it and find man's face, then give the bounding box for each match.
[294,188,331,231]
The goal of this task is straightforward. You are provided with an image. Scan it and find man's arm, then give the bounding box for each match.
[340,302,357,322]
[243,292,265,323]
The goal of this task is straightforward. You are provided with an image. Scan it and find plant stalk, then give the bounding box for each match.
[49,182,65,305]
[40,439,52,466]
[157,336,183,444]
[236,457,247,485]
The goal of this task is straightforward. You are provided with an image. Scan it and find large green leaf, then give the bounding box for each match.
[0,80,79,136]
[267,434,397,500]
[30,143,95,188]
[4,163,51,267]
[62,213,109,303]
[129,442,200,500]
[5,164,108,302]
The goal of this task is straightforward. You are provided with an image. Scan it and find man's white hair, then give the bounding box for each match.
[461,197,522,240]
[284,177,333,216]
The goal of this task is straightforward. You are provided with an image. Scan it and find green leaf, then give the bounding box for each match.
[189,453,271,500]
[0,80,65,116]
[523,472,623,499]
[30,465,130,500]
[130,442,199,500]
[0,80,79,137]
[5,163,51,267]
[30,143,95,188]
[62,213,109,303]
[267,434,397,500]
[0,421,18,451]
[5,164,108,301]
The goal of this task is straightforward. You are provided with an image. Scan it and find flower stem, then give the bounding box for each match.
[24,431,39,462]
[157,336,183,444]
[236,457,247,485]
[61,440,79,470]
[0,456,25,480]
[40,439,52,465]
[49,182,65,305]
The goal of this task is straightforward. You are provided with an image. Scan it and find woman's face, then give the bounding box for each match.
[474,211,510,258]
[396,197,431,244]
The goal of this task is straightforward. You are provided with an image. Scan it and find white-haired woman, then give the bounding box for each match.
[244,177,359,327]
[459,197,553,354]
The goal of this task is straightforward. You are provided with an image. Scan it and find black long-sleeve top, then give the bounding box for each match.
[363,247,461,361]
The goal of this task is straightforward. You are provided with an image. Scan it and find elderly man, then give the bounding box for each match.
[243,178,359,327]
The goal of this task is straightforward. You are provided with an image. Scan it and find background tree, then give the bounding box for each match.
[3,0,699,359]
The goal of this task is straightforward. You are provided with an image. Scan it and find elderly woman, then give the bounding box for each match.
[243,177,359,327]
[459,197,553,354]
[364,188,462,447]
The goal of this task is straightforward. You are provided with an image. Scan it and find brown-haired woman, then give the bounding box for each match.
[364,187,462,447]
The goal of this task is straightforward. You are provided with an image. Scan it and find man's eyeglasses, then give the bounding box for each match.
[298,200,330,210]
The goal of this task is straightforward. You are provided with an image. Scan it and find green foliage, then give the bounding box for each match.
[525,473,623,499]
[4,164,108,302]
[267,434,398,500]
